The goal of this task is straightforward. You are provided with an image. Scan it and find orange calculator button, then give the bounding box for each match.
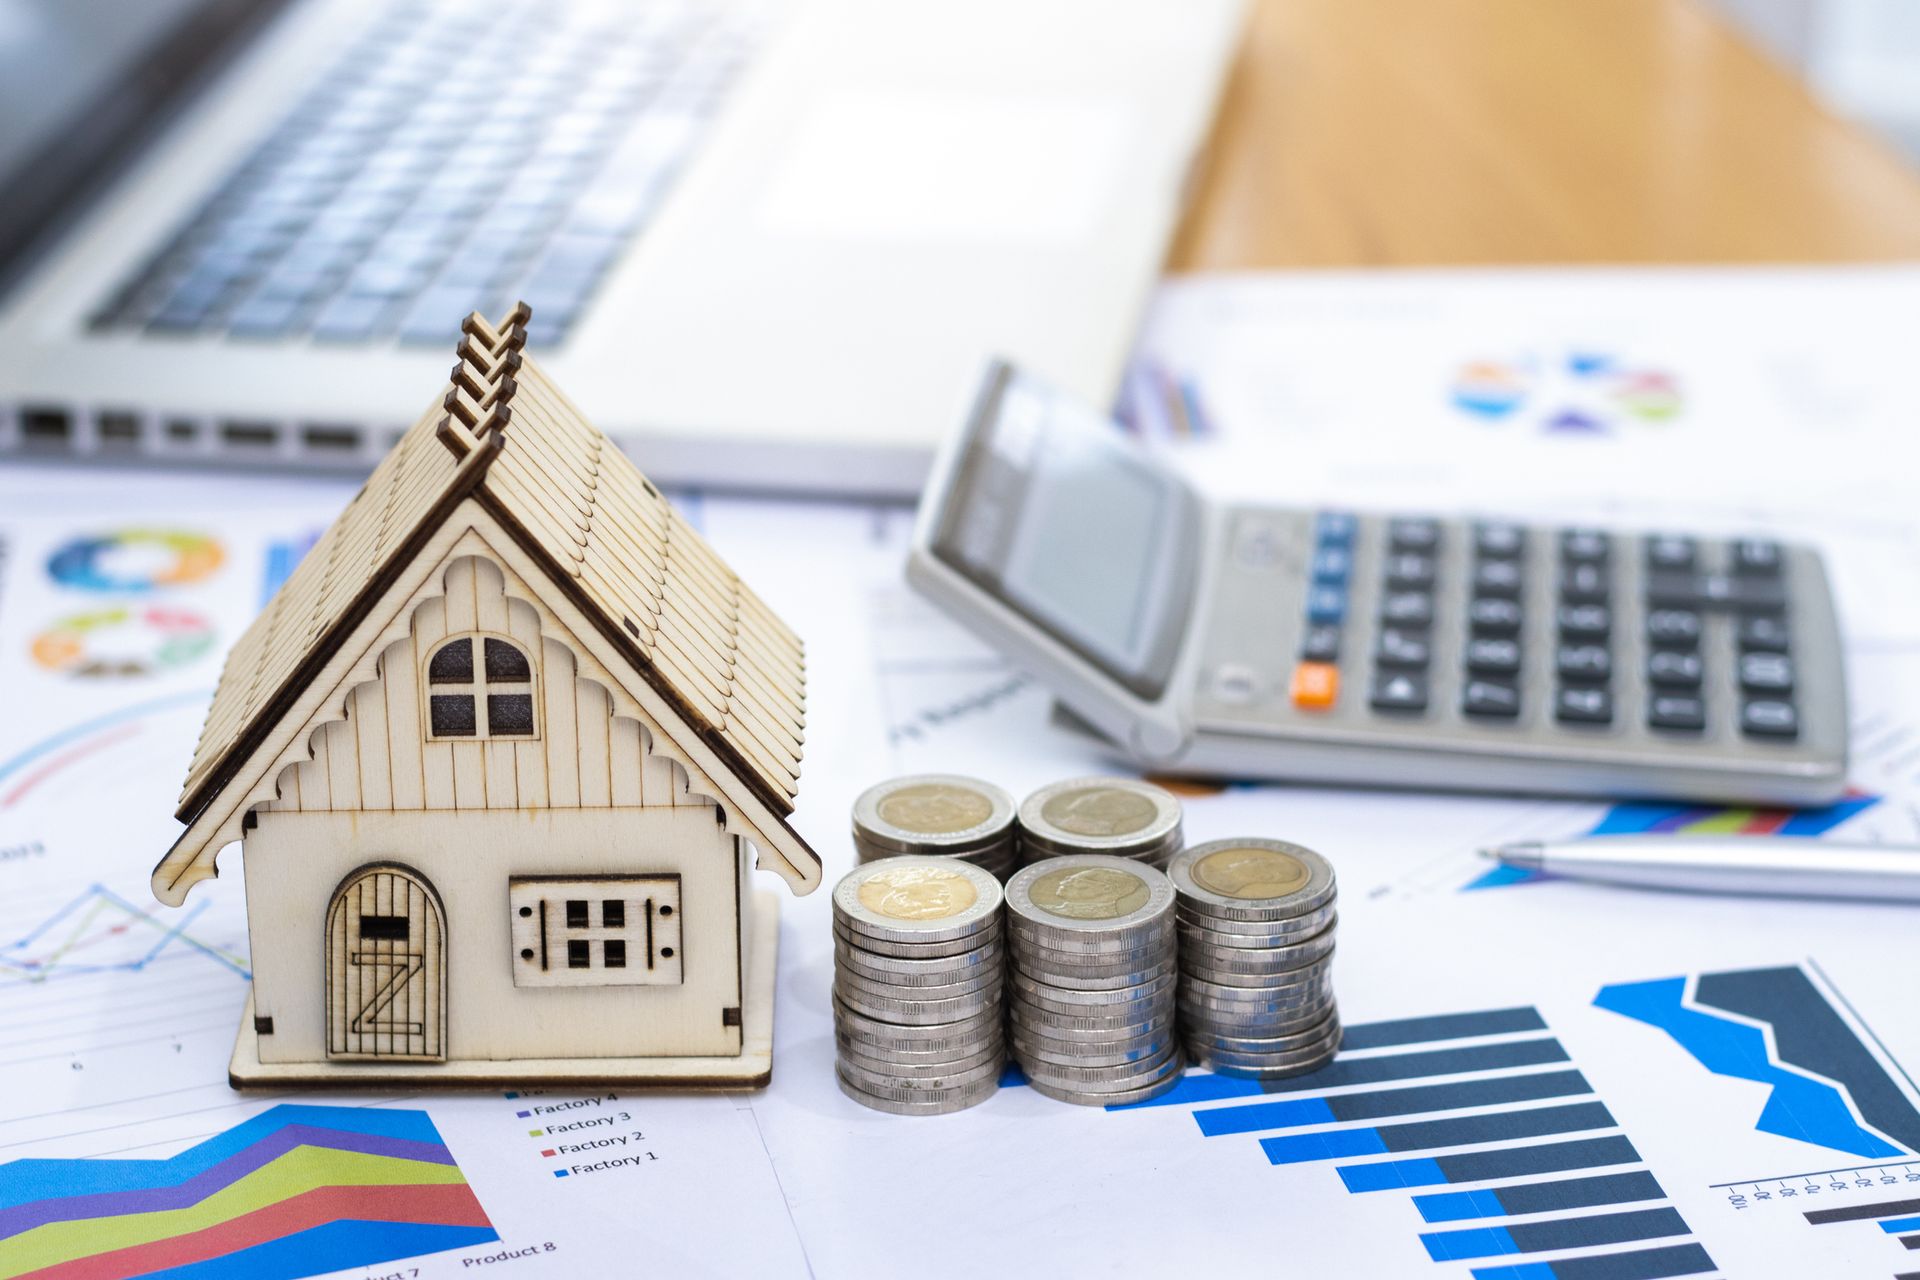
[1290,662,1340,710]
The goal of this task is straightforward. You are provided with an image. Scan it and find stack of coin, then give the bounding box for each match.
[1004,854,1184,1105]
[1015,777,1184,870]
[852,775,1019,881]
[832,857,1007,1115]
[1170,838,1340,1079]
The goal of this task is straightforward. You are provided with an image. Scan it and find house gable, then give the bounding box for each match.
[152,509,821,905]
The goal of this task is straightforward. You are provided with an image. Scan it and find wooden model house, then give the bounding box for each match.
[151,304,820,1087]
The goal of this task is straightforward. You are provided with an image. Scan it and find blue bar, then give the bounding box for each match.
[1883,1215,1920,1233]
[1340,1158,1446,1192]
[1475,1242,1716,1280]
[1426,1226,1519,1261]
[1342,1007,1546,1051]
[1416,1172,1667,1222]
[1261,1127,1390,1165]
[1372,1102,1614,1154]
[1196,1097,1335,1136]
[1255,1038,1571,1094]
[1114,1072,1262,1110]
[1340,1136,1642,1193]
[1198,1070,1589,1137]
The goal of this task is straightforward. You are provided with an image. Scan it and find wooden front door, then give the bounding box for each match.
[325,864,445,1061]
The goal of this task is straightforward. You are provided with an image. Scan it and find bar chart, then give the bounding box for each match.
[1125,1006,1719,1280]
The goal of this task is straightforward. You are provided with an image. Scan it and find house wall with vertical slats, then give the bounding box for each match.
[269,555,707,817]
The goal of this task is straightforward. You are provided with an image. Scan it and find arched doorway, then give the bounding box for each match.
[325,863,446,1061]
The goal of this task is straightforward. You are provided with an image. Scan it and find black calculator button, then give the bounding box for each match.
[1556,603,1611,640]
[1466,637,1522,676]
[1647,649,1704,689]
[1646,608,1702,648]
[1299,624,1341,662]
[1470,597,1523,636]
[1388,518,1441,553]
[1738,651,1795,694]
[1462,679,1521,719]
[1560,529,1610,564]
[1380,592,1434,628]
[1474,522,1525,560]
[1472,559,1522,598]
[1370,671,1429,714]
[1560,562,1609,603]
[1556,643,1612,682]
[1645,535,1697,571]
[1646,571,1787,613]
[1555,685,1614,725]
[1375,629,1431,669]
[1741,699,1799,739]
[1386,553,1437,590]
[1315,512,1358,547]
[1648,694,1707,732]
[1738,615,1791,653]
[1312,547,1353,582]
[1306,584,1347,624]
[1733,538,1783,576]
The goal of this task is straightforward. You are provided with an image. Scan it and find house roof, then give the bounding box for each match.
[167,304,811,872]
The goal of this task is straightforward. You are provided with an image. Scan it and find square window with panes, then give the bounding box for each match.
[425,634,537,740]
[507,876,683,988]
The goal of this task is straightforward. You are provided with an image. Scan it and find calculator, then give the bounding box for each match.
[907,362,1848,807]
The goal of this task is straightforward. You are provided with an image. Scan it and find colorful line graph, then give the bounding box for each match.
[0,884,249,986]
[0,1105,496,1279]
[1598,965,1920,1161]
[1464,792,1882,890]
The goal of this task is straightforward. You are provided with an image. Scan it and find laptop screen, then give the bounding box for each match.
[0,0,289,290]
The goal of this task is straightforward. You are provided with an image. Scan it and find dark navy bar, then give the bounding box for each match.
[1428,1207,1690,1260]
[1903,1234,1920,1250]
[1807,1196,1920,1225]
[1260,1038,1571,1095]
[1470,1242,1715,1280]
[1415,1171,1667,1222]
[1340,1136,1642,1192]
[1197,1070,1591,1137]
[1342,1007,1547,1051]
[1269,1102,1614,1166]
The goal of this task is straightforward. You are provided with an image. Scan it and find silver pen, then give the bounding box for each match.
[1481,837,1920,904]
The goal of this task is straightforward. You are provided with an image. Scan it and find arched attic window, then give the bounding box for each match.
[425,634,538,740]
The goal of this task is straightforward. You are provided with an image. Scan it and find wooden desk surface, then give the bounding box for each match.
[1173,0,1920,269]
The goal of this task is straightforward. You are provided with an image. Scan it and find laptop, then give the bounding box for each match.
[0,0,1244,495]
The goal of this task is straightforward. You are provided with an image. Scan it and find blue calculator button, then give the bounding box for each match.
[1306,585,1347,624]
[1315,512,1357,547]
[1311,547,1352,582]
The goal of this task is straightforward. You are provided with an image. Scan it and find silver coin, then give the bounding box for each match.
[1017,777,1183,860]
[833,856,1004,944]
[1011,1030,1174,1069]
[836,984,1003,1025]
[1014,954,1177,992]
[853,774,1017,855]
[837,1053,1004,1096]
[836,941,1004,985]
[1179,958,1334,994]
[836,1069,999,1116]
[1010,998,1174,1034]
[834,1004,1003,1055]
[1008,914,1174,956]
[1185,1010,1341,1055]
[1010,965,1177,1007]
[1168,838,1336,922]
[1175,902,1337,945]
[1186,1033,1340,1080]
[1012,929,1172,969]
[833,919,999,960]
[1020,1040,1179,1085]
[838,1038,1005,1078]
[1024,1055,1186,1106]
[834,963,1002,1004]
[1177,935,1336,979]
[1178,992,1337,1033]
[1005,855,1176,945]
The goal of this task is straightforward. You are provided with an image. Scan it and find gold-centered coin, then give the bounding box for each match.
[1191,846,1311,900]
[876,782,994,836]
[1041,786,1157,838]
[1028,865,1150,920]
[857,863,980,920]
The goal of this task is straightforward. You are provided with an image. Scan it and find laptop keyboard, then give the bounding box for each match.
[88,0,760,350]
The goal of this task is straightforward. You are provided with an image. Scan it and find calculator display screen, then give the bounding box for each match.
[931,368,1199,699]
